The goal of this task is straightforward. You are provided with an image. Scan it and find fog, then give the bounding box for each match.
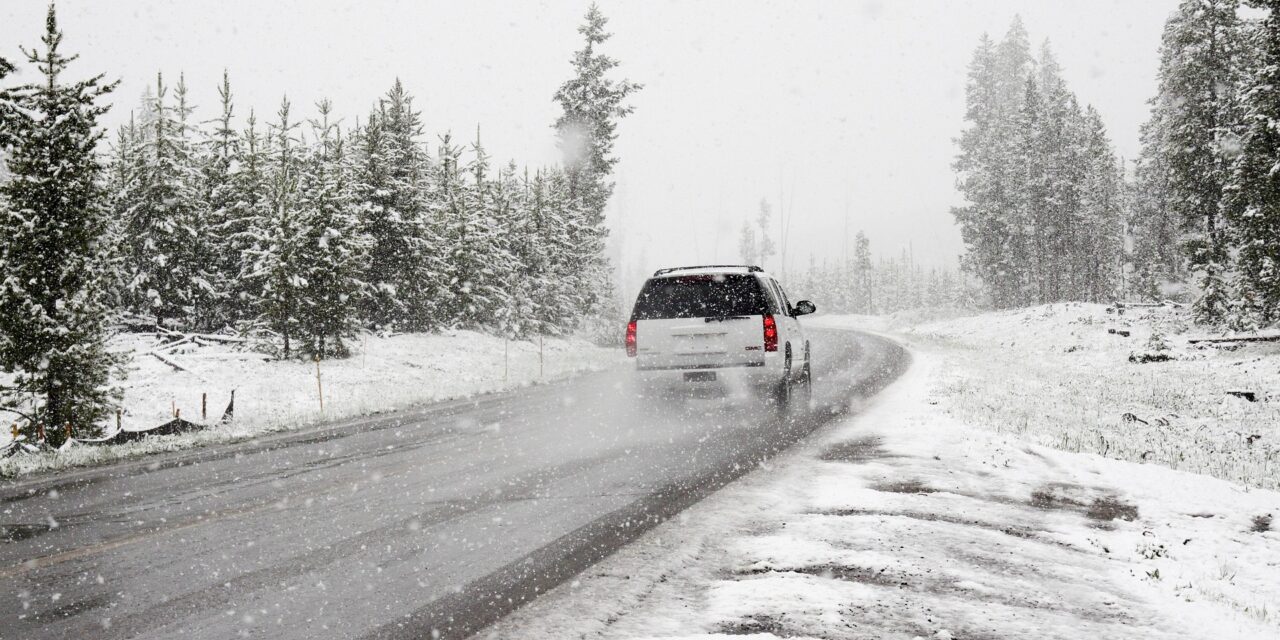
[1,0,1177,295]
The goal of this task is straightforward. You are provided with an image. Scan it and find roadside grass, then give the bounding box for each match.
[904,303,1280,492]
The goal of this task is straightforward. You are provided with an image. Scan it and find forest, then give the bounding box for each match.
[0,4,638,437]
[951,2,1280,328]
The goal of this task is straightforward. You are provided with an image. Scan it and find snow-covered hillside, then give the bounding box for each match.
[834,303,1278,492]
[0,331,623,477]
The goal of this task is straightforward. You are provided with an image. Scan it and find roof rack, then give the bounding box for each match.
[652,264,764,277]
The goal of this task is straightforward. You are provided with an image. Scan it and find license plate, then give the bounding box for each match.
[684,371,716,382]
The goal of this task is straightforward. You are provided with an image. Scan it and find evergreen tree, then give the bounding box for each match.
[120,72,214,328]
[351,81,443,330]
[553,3,640,320]
[246,98,305,356]
[0,5,120,443]
[1226,0,1280,324]
[295,100,370,357]
[0,54,15,150]
[1142,0,1248,322]
[1011,74,1047,306]
[203,70,241,326]
[172,74,220,329]
[1130,118,1184,299]
[1079,107,1125,302]
[437,132,514,328]
[488,161,529,337]
[853,231,873,313]
[755,199,777,268]
[954,19,1126,309]
[526,167,577,333]
[738,221,758,264]
[103,114,141,314]
[952,22,1033,308]
[224,110,270,323]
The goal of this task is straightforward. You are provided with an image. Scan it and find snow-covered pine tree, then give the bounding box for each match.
[1035,43,1089,302]
[853,231,873,313]
[434,134,467,325]
[0,54,14,150]
[438,131,514,329]
[955,20,1124,309]
[1079,106,1125,303]
[755,199,777,269]
[120,72,214,329]
[103,114,142,315]
[172,74,219,329]
[553,3,640,324]
[295,100,370,358]
[1129,116,1184,300]
[1226,0,1280,325]
[738,221,758,264]
[203,70,241,327]
[246,98,305,356]
[488,160,531,337]
[1011,74,1047,306]
[0,5,121,443]
[225,110,271,322]
[351,81,442,331]
[1142,0,1249,322]
[527,167,577,333]
[952,23,1031,309]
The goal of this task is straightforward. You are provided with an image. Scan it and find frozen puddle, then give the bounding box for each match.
[483,350,1280,640]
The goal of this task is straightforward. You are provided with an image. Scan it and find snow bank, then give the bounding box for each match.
[817,303,1280,491]
[1,331,623,478]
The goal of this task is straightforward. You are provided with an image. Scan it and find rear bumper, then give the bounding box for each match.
[633,354,785,395]
[635,361,765,371]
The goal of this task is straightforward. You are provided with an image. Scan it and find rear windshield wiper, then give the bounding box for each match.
[705,315,751,323]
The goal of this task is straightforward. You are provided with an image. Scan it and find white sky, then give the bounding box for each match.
[1,0,1179,293]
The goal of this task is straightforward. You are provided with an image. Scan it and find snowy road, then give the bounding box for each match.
[0,328,907,640]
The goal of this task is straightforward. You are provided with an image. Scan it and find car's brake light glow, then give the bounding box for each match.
[626,320,637,357]
[763,314,778,352]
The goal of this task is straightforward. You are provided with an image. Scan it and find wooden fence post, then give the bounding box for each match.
[315,356,324,413]
[202,393,207,421]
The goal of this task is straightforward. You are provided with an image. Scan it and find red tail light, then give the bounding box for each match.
[625,320,637,357]
[763,314,778,352]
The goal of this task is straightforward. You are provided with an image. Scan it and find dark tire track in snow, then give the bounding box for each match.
[0,328,907,640]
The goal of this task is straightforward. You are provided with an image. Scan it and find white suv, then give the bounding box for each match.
[625,265,816,409]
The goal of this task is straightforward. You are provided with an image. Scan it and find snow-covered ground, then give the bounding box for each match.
[837,303,1279,492]
[0,330,623,478]
[482,313,1280,639]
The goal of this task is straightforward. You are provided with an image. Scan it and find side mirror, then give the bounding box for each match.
[792,300,817,316]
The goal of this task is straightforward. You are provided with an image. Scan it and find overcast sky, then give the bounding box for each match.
[1,0,1179,293]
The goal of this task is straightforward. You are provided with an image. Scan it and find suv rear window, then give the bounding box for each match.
[631,274,768,320]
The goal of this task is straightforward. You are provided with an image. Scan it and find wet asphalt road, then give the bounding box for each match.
[0,327,907,640]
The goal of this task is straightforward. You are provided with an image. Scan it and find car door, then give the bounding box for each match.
[768,278,804,362]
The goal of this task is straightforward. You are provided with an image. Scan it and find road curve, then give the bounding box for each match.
[0,328,908,640]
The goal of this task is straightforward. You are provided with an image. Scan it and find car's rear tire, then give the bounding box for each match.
[773,345,796,417]
[798,343,813,412]
[774,373,793,412]
[796,362,813,413]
